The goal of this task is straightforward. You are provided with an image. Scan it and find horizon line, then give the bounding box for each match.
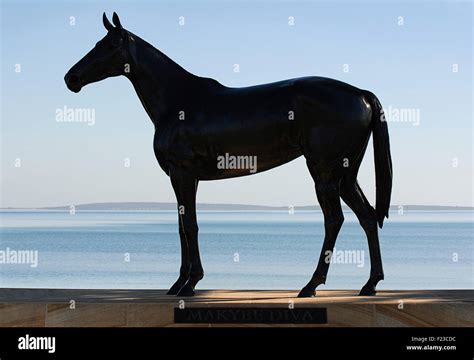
[1,201,473,210]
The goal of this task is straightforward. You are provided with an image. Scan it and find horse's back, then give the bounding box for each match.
[215,76,370,125]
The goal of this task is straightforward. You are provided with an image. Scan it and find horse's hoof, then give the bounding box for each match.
[359,285,376,296]
[167,277,188,295]
[297,288,315,298]
[176,282,195,297]
[166,283,184,295]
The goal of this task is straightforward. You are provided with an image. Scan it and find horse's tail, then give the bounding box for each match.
[364,90,393,228]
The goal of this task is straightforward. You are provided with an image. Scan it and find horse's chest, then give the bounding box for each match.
[153,127,201,169]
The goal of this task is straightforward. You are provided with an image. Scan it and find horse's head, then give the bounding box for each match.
[65,12,130,93]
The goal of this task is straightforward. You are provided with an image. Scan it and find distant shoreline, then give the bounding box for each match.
[1,202,473,211]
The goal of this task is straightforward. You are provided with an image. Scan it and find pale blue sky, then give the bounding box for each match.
[1,0,472,208]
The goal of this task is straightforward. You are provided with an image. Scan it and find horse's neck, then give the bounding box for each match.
[125,35,196,126]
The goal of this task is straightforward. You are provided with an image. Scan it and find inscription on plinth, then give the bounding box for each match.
[174,307,328,324]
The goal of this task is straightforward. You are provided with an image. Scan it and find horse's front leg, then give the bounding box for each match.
[168,170,203,297]
[166,216,190,295]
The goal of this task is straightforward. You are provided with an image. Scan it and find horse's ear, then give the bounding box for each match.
[112,12,123,29]
[103,12,113,31]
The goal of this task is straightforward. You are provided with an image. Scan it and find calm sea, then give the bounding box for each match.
[0,210,472,290]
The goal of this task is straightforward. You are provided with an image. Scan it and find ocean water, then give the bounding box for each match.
[0,210,472,290]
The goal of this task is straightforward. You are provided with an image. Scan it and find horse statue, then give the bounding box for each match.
[65,13,392,297]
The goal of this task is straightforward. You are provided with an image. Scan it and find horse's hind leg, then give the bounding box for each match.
[340,180,384,295]
[298,162,344,298]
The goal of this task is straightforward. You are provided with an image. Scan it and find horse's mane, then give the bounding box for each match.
[126,30,224,89]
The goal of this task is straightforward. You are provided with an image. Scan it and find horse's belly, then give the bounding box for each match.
[198,147,302,180]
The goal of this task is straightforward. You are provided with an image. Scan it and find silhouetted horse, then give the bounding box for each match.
[65,13,392,297]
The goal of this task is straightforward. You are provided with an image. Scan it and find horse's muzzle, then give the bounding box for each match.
[64,72,82,93]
